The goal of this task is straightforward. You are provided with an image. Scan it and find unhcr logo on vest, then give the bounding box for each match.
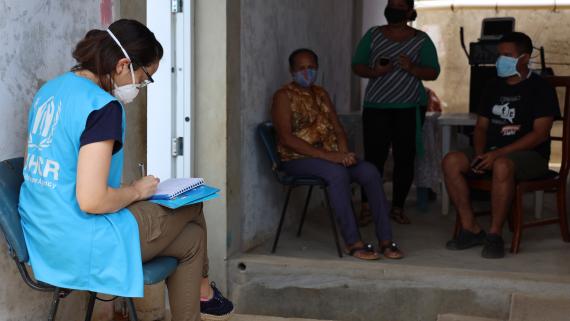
[28,96,62,151]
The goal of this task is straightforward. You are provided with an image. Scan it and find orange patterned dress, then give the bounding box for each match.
[276,83,339,161]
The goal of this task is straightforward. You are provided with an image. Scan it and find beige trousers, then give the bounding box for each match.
[128,201,209,321]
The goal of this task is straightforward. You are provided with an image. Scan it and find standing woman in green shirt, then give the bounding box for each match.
[352,0,440,224]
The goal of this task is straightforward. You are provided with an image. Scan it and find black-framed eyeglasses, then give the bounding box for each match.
[139,65,154,88]
[132,62,154,88]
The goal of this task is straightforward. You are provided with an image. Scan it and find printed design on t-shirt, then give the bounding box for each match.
[500,125,521,136]
[28,96,62,151]
[492,102,516,124]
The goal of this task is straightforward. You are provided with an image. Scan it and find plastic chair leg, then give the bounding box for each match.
[47,288,62,321]
[84,292,97,321]
[297,186,314,237]
[127,298,139,321]
[323,187,343,258]
[557,185,570,242]
[272,186,293,253]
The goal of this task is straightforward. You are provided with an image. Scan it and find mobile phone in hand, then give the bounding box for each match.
[379,57,390,66]
[471,158,483,171]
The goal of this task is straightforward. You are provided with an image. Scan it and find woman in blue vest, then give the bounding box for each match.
[18,19,233,321]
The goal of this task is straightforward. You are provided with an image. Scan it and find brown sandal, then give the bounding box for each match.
[380,241,404,259]
[345,243,381,260]
[390,207,411,225]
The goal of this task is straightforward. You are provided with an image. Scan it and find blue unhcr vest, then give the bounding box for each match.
[18,72,143,297]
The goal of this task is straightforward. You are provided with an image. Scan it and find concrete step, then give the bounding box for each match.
[169,312,336,321]
[508,293,570,321]
[233,314,337,321]
[437,313,503,321]
[229,254,570,321]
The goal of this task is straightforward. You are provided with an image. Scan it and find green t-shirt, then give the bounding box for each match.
[352,27,440,109]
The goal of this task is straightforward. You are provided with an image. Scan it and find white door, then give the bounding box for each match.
[146,0,194,179]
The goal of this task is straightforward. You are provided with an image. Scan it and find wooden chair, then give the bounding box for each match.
[456,76,570,254]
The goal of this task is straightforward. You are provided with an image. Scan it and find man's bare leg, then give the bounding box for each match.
[489,158,516,235]
[442,152,481,233]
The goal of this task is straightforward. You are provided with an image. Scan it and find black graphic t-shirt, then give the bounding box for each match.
[478,73,561,160]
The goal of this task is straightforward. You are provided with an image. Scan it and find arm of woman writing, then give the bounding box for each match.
[76,140,158,214]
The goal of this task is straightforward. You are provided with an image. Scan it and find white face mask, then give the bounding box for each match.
[107,29,140,104]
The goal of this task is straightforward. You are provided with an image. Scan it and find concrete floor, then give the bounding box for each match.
[229,186,570,321]
[248,188,570,277]
[233,315,337,321]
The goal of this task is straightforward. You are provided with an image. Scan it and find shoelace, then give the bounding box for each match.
[209,282,226,304]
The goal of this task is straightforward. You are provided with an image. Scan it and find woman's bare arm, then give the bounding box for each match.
[76,140,158,214]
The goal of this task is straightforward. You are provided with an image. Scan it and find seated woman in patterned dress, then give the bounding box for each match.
[271,48,404,260]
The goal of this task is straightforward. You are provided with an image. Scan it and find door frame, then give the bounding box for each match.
[146,0,194,179]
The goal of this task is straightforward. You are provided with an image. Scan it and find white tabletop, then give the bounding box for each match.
[437,113,478,126]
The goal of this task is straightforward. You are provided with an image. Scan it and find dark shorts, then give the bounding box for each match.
[460,148,550,181]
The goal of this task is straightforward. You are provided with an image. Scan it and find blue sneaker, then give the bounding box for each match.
[200,282,234,321]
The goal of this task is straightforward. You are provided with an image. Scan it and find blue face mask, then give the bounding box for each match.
[496,55,521,78]
[293,68,317,88]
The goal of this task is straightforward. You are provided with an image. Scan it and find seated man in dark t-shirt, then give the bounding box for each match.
[442,32,560,259]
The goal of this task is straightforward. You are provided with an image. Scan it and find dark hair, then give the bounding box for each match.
[288,48,319,69]
[71,19,163,92]
[406,0,418,21]
[499,32,533,55]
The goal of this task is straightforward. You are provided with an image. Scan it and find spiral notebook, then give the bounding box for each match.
[150,185,220,209]
[150,178,205,200]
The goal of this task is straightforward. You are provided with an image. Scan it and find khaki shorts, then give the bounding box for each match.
[460,148,550,181]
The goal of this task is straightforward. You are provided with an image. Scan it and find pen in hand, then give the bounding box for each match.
[135,162,160,200]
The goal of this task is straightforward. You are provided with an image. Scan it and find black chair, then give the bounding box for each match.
[257,122,343,257]
[0,157,179,321]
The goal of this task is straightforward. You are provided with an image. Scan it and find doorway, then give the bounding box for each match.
[146,0,194,180]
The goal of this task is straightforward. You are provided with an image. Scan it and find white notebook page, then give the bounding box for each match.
[155,178,205,199]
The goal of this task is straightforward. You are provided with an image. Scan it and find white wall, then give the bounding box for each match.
[362,0,388,38]
[414,7,570,113]
[0,1,104,160]
[0,1,107,319]
[194,0,231,292]
[359,0,389,106]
